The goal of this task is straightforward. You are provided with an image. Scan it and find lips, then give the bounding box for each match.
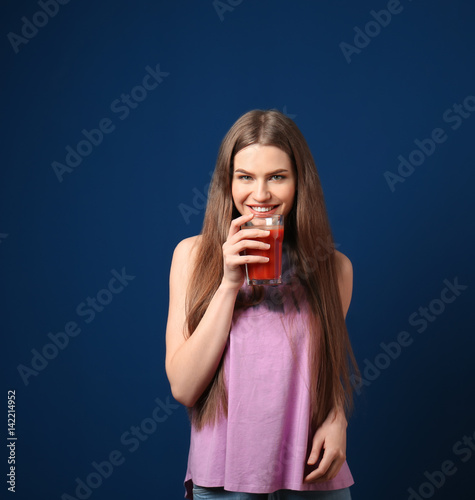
[247,205,279,215]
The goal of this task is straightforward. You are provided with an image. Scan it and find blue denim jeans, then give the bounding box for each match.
[192,484,351,500]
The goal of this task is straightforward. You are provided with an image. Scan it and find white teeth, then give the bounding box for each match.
[251,206,275,212]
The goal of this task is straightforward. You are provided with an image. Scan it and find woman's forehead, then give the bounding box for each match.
[233,144,292,171]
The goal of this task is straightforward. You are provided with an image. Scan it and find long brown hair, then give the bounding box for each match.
[185,109,359,432]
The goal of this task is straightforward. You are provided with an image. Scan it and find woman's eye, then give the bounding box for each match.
[239,175,252,180]
[271,175,284,181]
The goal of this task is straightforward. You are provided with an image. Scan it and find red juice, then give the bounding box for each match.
[246,226,284,284]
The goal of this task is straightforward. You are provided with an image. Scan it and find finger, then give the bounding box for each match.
[318,460,342,482]
[303,457,333,484]
[227,214,254,239]
[228,228,271,247]
[307,450,333,479]
[223,236,270,259]
[304,449,346,484]
[226,254,269,268]
[307,436,324,465]
[231,239,271,254]
[306,458,342,483]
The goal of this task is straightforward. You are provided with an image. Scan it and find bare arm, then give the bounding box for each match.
[165,214,270,407]
[165,236,239,407]
[335,250,353,319]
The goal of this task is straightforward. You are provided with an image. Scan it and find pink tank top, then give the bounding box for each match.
[183,267,354,498]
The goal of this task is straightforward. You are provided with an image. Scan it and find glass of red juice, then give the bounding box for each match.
[242,215,284,285]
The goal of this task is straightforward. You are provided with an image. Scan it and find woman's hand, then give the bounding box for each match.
[303,408,348,483]
[221,214,271,289]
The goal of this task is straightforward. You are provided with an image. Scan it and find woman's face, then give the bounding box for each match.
[231,144,296,217]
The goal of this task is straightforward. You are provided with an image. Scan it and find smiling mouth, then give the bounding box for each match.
[247,205,279,213]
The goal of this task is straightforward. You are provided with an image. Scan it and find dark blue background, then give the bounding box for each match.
[2,1,474,498]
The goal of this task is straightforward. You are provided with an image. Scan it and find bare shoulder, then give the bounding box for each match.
[334,250,353,280]
[173,235,202,259]
[334,250,353,317]
[172,235,201,266]
[169,235,202,284]
[166,236,202,338]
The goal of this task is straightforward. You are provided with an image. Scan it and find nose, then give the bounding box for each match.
[252,180,271,202]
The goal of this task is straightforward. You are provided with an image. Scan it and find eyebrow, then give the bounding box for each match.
[233,168,290,175]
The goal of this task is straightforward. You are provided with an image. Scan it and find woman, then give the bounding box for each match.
[165,110,359,499]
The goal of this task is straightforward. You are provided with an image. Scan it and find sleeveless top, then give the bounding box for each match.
[183,250,354,498]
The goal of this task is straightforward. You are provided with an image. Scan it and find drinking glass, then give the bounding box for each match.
[242,215,284,285]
